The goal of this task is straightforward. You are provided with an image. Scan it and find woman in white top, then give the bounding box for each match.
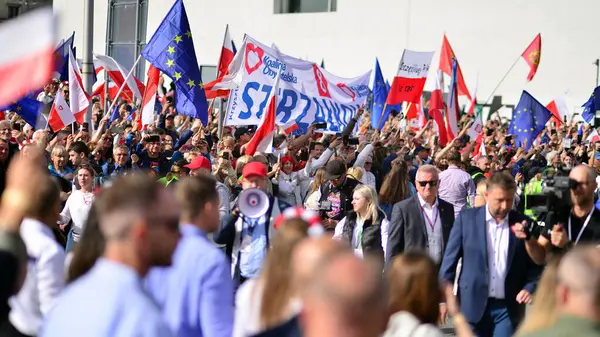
[275,156,310,206]
[234,211,317,337]
[333,184,389,264]
[60,164,95,252]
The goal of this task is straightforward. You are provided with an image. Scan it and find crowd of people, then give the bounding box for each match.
[0,78,598,337]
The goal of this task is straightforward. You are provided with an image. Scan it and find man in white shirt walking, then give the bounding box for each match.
[3,175,64,337]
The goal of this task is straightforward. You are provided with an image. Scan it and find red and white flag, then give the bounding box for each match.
[205,25,236,99]
[445,70,460,142]
[0,8,54,108]
[68,49,89,123]
[281,120,299,135]
[429,72,448,147]
[141,65,160,127]
[406,98,426,131]
[546,96,569,126]
[387,49,434,105]
[245,71,281,156]
[587,129,600,143]
[94,54,145,101]
[48,89,75,131]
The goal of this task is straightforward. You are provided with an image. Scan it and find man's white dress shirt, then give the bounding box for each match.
[10,218,65,335]
[485,205,509,299]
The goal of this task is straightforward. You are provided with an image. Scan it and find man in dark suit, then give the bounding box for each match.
[439,172,542,337]
[386,164,455,264]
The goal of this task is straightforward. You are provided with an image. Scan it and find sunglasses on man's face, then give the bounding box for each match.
[417,180,439,187]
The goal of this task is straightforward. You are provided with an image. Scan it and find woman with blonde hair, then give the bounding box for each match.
[303,167,326,210]
[515,255,562,335]
[346,166,364,182]
[233,208,323,337]
[333,184,389,264]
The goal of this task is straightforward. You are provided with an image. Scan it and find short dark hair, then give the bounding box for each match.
[310,142,324,151]
[69,141,90,157]
[486,171,517,192]
[26,174,60,219]
[95,175,163,239]
[175,175,219,222]
[447,150,461,164]
[152,128,166,136]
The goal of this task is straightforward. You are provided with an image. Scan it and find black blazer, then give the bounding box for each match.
[386,195,455,263]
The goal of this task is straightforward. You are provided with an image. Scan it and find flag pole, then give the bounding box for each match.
[483,54,521,106]
[105,55,142,118]
[376,103,389,130]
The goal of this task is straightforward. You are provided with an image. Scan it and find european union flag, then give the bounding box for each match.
[55,33,74,82]
[508,91,551,150]
[370,58,388,130]
[141,0,209,125]
[5,95,43,129]
[581,86,600,124]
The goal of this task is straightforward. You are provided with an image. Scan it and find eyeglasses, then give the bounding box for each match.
[417,180,438,187]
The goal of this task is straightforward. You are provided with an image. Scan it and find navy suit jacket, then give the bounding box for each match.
[439,206,542,327]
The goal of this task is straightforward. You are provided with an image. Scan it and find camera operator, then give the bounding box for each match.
[514,165,600,264]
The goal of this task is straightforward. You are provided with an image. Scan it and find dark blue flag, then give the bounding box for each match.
[5,95,43,129]
[232,40,237,55]
[370,58,388,129]
[141,0,209,124]
[508,91,551,150]
[581,86,600,124]
[108,103,120,125]
[126,108,137,121]
[55,32,75,82]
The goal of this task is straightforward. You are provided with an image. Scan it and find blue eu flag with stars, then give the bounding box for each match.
[508,91,551,150]
[581,86,600,124]
[4,94,43,129]
[370,58,388,130]
[141,0,209,125]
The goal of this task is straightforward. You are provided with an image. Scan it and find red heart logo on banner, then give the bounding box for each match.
[244,43,264,75]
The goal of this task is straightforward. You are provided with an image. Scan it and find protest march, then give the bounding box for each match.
[0,1,600,337]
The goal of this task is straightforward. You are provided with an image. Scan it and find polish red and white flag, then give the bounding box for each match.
[245,70,281,156]
[205,25,237,99]
[141,65,160,127]
[429,72,448,147]
[94,54,145,101]
[0,8,54,108]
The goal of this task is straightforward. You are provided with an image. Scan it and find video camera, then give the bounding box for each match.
[524,176,572,238]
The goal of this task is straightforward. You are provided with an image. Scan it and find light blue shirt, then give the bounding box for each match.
[41,258,173,337]
[239,216,268,278]
[145,224,234,337]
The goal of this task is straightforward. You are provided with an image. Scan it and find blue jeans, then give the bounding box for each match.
[472,299,513,337]
[65,228,76,252]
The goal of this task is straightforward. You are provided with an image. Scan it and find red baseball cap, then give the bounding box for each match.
[242,161,268,179]
[184,156,211,170]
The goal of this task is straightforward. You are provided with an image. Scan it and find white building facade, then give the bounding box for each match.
[52,0,600,115]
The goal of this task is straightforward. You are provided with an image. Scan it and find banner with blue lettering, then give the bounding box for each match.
[218,35,371,134]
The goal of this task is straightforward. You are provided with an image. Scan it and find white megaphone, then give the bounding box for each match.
[238,188,270,218]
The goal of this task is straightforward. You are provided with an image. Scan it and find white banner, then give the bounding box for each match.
[220,36,371,134]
